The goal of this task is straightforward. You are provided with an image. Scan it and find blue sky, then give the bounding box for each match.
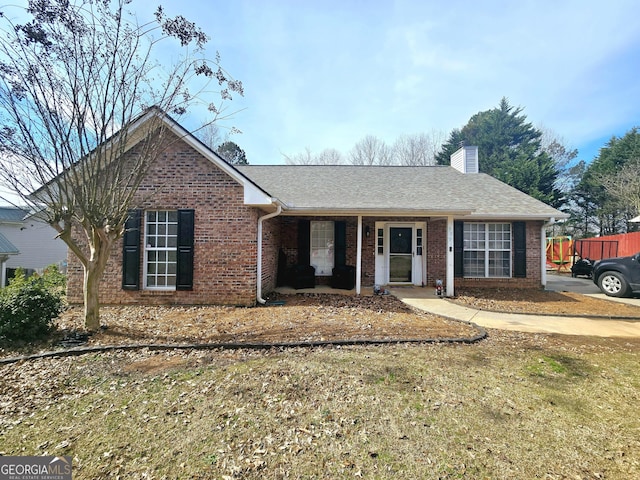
[151,0,640,166]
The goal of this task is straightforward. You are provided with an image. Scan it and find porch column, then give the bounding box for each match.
[541,222,548,288]
[446,216,454,296]
[356,215,362,295]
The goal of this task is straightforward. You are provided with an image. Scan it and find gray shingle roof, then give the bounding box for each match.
[0,232,19,255]
[237,165,565,220]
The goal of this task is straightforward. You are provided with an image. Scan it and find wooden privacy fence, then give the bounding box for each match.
[546,232,640,272]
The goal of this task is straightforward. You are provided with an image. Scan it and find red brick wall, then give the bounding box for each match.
[260,215,281,296]
[67,133,262,306]
[426,219,447,286]
[426,219,545,291]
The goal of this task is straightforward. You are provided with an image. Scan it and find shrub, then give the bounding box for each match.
[41,264,67,296]
[0,268,64,342]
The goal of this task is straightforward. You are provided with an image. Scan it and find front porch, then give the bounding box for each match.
[271,215,456,297]
[261,214,547,302]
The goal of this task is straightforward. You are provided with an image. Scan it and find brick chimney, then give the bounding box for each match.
[450,145,478,174]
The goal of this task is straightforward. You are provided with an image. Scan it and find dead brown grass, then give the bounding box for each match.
[2,331,639,479]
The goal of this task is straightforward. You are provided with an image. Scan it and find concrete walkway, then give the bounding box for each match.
[390,283,640,338]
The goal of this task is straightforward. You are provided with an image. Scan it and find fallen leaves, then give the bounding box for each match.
[451,288,640,317]
[47,293,479,350]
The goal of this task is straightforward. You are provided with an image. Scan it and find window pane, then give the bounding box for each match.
[463,223,512,278]
[144,210,179,290]
[489,251,510,277]
[463,251,484,277]
[310,221,334,275]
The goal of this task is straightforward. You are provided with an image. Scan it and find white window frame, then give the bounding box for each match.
[143,210,178,290]
[310,221,334,276]
[463,223,511,278]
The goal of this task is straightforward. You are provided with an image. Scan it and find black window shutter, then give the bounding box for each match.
[454,220,464,278]
[298,219,310,265]
[122,209,141,290]
[176,209,195,290]
[513,221,527,278]
[334,221,346,267]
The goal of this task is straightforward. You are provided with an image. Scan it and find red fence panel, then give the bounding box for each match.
[574,232,640,261]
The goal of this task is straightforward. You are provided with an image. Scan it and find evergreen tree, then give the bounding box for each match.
[436,98,559,205]
[216,141,248,165]
[575,128,640,234]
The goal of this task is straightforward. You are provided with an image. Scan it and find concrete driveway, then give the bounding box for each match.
[391,274,640,338]
[546,273,640,307]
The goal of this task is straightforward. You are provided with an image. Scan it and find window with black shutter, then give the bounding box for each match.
[122,209,195,291]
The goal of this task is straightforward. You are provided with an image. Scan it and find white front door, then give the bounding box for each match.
[374,222,425,286]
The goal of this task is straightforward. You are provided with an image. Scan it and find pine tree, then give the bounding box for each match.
[436,98,559,205]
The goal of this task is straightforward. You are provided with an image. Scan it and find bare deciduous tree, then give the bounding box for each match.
[0,0,242,330]
[283,147,343,165]
[195,122,223,150]
[602,157,640,218]
[393,132,442,166]
[349,135,393,165]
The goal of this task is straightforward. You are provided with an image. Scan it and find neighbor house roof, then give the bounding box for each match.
[237,165,565,220]
[0,207,28,223]
[0,232,19,255]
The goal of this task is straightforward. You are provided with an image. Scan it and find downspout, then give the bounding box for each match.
[541,217,555,288]
[257,204,282,304]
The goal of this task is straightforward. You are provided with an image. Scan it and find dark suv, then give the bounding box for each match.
[592,252,640,297]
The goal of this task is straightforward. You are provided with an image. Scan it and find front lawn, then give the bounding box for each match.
[2,331,639,479]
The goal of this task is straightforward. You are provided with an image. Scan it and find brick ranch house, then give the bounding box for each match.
[66,110,568,305]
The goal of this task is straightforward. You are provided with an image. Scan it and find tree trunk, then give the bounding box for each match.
[82,231,116,332]
[83,263,101,332]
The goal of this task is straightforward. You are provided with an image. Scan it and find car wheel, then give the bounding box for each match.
[597,271,630,297]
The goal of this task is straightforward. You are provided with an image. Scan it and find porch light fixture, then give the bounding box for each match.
[365,225,370,237]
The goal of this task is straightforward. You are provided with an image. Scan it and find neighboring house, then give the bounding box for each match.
[0,231,19,287]
[0,207,68,285]
[65,109,568,306]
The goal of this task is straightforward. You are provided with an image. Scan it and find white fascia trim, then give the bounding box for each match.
[460,214,569,222]
[277,208,475,217]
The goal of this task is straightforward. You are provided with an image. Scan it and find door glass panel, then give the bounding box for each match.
[389,256,412,282]
[390,228,412,254]
[389,227,412,282]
